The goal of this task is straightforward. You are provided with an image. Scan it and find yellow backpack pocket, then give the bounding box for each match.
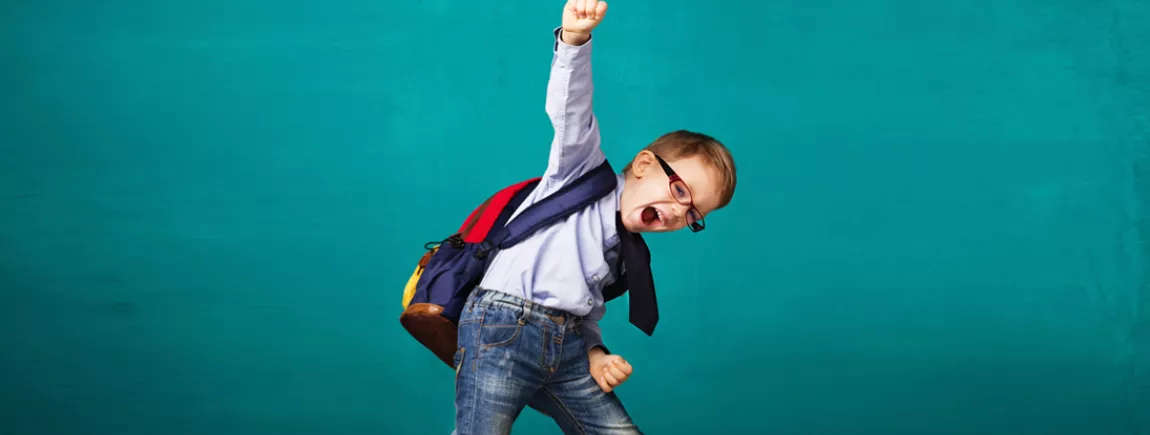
[402,246,438,309]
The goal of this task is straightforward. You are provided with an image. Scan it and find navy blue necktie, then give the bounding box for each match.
[613,212,658,335]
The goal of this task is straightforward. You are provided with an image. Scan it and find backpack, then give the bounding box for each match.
[400,160,620,367]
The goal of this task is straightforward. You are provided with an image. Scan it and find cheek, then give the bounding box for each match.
[643,181,670,202]
[627,178,672,209]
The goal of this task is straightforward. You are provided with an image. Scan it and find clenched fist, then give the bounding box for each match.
[562,0,608,39]
[588,347,633,393]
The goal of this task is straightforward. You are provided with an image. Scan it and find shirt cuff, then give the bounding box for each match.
[553,26,592,65]
[582,320,609,354]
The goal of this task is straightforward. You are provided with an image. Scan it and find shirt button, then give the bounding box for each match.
[592,274,599,282]
[587,299,594,306]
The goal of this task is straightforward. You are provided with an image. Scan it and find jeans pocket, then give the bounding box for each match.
[476,302,525,349]
[479,319,525,349]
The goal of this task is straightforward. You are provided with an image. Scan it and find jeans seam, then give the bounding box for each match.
[555,326,565,373]
[462,350,477,435]
[542,385,587,435]
[539,323,548,373]
[473,308,482,374]
[454,347,465,395]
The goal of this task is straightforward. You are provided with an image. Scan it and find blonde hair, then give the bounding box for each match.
[623,130,737,209]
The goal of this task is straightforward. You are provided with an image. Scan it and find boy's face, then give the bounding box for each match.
[619,151,723,233]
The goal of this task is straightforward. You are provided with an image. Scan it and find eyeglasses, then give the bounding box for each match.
[653,154,705,232]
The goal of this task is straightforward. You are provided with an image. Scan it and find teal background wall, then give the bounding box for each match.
[2,0,1148,434]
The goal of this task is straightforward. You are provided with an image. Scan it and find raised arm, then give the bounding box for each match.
[543,0,609,184]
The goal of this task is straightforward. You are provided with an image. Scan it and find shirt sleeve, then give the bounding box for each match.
[543,26,606,187]
[581,300,609,353]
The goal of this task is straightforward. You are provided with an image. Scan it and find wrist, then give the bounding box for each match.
[560,28,591,46]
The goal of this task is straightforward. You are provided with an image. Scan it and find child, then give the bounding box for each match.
[452,1,737,433]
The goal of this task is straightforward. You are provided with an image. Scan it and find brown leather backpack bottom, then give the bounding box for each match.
[399,303,458,368]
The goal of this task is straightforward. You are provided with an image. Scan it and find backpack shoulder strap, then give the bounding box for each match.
[485,160,617,251]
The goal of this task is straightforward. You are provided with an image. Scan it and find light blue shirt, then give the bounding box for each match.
[477,28,622,352]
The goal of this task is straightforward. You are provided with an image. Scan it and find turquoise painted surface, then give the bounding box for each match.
[1,0,1147,434]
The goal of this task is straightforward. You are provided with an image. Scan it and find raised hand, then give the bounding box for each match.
[562,0,608,36]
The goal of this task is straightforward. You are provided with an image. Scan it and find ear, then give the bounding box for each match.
[629,151,657,178]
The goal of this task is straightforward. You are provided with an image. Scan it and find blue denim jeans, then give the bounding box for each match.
[452,288,642,435]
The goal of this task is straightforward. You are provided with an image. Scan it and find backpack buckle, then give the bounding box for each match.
[425,234,465,251]
[447,234,465,250]
[475,240,494,260]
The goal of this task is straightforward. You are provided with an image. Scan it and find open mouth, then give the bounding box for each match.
[641,206,664,226]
